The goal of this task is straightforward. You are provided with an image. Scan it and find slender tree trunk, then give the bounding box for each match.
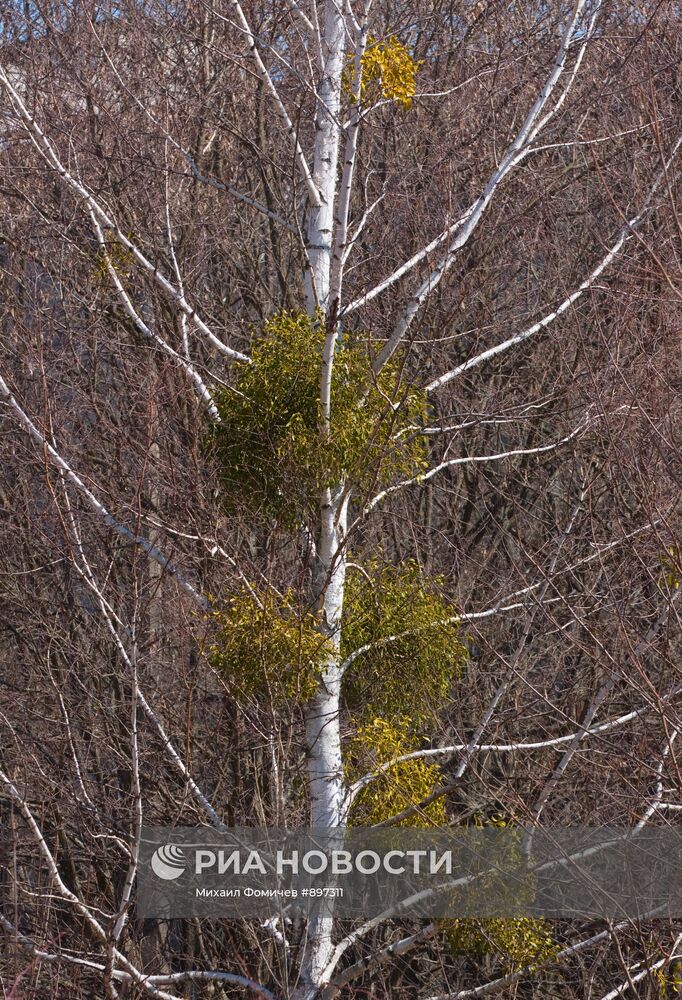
[304,0,346,313]
[299,10,349,990]
[299,490,349,995]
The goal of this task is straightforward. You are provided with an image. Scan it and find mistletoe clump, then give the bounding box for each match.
[653,962,682,997]
[341,560,464,826]
[347,717,446,827]
[443,816,557,971]
[341,560,466,725]
[356,36,422,110]
[444,916,557,970]
[659,545,681,591]
[208,584,332,705]
[212,311,427,523]
[91,236,135,284]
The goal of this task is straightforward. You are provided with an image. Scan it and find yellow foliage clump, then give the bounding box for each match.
[442,814,557,971]
[653,960,682,996]
[341,560,466,726]
[92,238,135,284]
[444,916,557,970]
[211,311,427,524]
[346,717,446,827]
[208,584,332,705]
[659,546,681,591]
[358,36,422,110]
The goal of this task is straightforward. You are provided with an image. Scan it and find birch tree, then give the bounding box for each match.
[0,1,681,998]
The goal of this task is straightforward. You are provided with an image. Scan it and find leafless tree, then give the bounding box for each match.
[0,1,680,998]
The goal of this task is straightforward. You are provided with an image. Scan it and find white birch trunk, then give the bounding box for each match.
[298,490,349,996]
[304,1,346,312]
[299,9,350,991]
